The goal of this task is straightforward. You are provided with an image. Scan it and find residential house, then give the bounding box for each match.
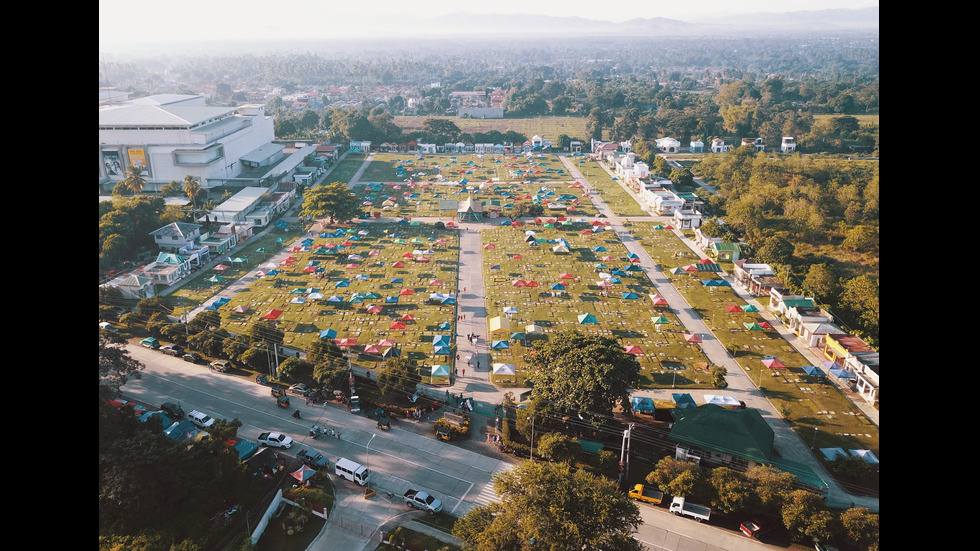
[768,289,817,318]
[732,260,782,297]
[710,138,732,153]
[781,136,796,153]
[824,334,879,404]
[150,222,203,253]
[590,139,620,161]
[142,252,193,288]
[669,405,827,493]
[113,273,156,300]
[693,227,723,250]
[417,143,436,154]
[569,140,583,153]
[690,140,704,153]
[797,320,845,348]
[741,138,765,151]
[613,153,649,182]
[672,207,703,229]
[655,137,681,153]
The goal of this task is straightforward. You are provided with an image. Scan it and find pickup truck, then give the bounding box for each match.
[628,484,664,505]
[257,432,293,449]
[404,489,443,514]
[668,497,710,522]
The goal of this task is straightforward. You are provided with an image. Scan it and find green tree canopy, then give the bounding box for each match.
[525,331,641,422]
[453,461,641,551]
[301,182,361,225]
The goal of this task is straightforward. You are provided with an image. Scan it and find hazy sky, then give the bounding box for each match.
[100,0,878,46]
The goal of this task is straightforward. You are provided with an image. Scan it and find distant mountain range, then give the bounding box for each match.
[382,8,878,37]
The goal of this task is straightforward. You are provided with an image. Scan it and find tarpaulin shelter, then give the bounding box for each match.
[577,313,598,325]
[672,393,697,409]
[762,357,785,369]
[489,316,511,335]
[631,396,656,414]
[492,363,516,376]
[291,465,317,483]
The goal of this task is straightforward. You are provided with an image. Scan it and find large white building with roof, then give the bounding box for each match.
[98,94,275,193]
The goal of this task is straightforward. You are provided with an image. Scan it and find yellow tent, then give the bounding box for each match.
[489,315,511,335]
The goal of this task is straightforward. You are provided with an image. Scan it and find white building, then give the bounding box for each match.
[613,153,649,181]
[98,94,275,193]
[781,137,797,153]
[710,138,732,153]
[655,137,681,153]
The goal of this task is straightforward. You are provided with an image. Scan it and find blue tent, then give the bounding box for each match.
[621,292,639,300]
[577,313,598,325]
[631,396,656,414]
[433,346,452,356]
[319,328,337,339]
[432,335,451,347]
[672,393,698,409]
[491,340,510,349]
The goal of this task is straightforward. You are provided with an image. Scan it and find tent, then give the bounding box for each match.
[390,321,406,329]
[762,357,785,369]
[726,305,744,313]
[503,307,518,314]
[648,294,669,306]
[363,344,382,354]
[491,340,510,349]
[672,393,698,409]
[704,394,742,408]
[631,396,656,414]
[430,364,451,377]
[621,292,639,300]
[492,363,516,376]
[819,447,849,461]
[262,309,283,320]
[489,316,511,335]
[802,365,826,379]
[526,324,544,334]
[651,315,669,325]
[335,338,358,347]
[377,338,396,347]
[433,335,451,347]
[577,313,598,325]
[290,465,317,483]
[510,332,526,341]
[433,346,453,356]
[829,367,855,380]
[849,449,879,465]
[383,347,401,359]
[624,345,643,355]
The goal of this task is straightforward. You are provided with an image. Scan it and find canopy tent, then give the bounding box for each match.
[430,364,451,377]
[762,357,785,369]
[491,340,510,349]
[432,335,452,347]
[621,292,639,300]
[319,328,338,340]
[577,313,598,325]
[503,307,519,314]
[489,316,511,334]
[829,367,855,380]
[262,309,283,320]
[377,338,396,347]
[802,365,826,379]
[624,345,643,355]
[672,393,698,409]
[849,449,879,465]
[510,332,526,341]
[363,344,382,354]
[631,396,656,414]
[433,346,453,356]
[382,347,401,359]
[526,324,544,334]
[650,315,670,325]
[819,447,848,461]
[648,294,669,306]
[703,394,742,408]
[290,465,317,483]
[492,363,516,376]
[684,333,702,343]
[726,305,744,313]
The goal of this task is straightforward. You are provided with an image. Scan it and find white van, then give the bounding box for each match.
[334,457,370,486]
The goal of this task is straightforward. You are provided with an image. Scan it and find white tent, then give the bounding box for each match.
[492,363,516,376]
[703,394,741,408]
[526,324,544,334]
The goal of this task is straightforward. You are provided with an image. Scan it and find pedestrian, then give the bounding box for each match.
[462,368,465,376]
[463,287,466,292]
[466,359,471,367]
[476,360,480,369]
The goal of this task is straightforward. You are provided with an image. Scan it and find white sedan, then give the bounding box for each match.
[257,432,293,449]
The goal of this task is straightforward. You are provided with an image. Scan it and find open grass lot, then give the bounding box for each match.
[392,115,590,142]
[350,153,596,218]
[571,157,650,217]
[630,222,878,458]
[481,222,711,387]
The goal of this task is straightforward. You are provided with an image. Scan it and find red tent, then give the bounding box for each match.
[262,309,283,320]
[762,357,785,369]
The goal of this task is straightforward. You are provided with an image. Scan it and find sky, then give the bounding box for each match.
[100,0,878,46]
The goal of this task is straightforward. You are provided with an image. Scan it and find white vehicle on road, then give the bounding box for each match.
[257,432,293,449]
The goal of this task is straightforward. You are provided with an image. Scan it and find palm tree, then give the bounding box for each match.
[118,164,147,195]
[183,175,202,218]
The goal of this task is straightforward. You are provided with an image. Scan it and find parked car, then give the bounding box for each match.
[182,352,202,363]
[187,410,215,429]
[160,402,185,419]
[160,344,185,356]
[289,383,310,396]
[257,432,293,449]
[297,448,330,470]
[209,360,232,372]
[740,518,775,538]
[140,337,160,349]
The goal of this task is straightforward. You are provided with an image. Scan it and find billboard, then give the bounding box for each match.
[127,148,151,176]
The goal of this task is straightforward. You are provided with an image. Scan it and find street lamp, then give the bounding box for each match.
[527,416,535,460]
[365,433,377,487]
[811,427,818,449]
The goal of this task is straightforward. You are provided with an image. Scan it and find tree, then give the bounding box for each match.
[115,165,148,196]
[840,507,879,551]
[757,235,795,266]
[524,331,641,422]
[803,263,841,304]
[745,464,796,516]
[707,467,753,514]
[183,175,203,218]
[420,118,461,143]
[453,461,641,551]
[839,275,879,343]
[781,489,833,543]
[535,432,578,463]
[278,357,313,381]
[99,333,145,396]
[376,357,420,398]
[188,310,221,335]
[301,182,361,225]
[644,457,708,501]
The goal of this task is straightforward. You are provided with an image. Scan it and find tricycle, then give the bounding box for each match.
[255,374,268,384]
[272,387,290,407]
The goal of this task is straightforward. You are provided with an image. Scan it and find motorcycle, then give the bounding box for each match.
[292,409,302,419]
[309,426,320,439]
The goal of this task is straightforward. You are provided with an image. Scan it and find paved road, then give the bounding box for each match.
[138,152,878,548]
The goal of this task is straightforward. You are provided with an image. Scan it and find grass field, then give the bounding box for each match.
[393,115,591,142]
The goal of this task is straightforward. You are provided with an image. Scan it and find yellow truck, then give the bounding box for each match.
[628,484,664,505]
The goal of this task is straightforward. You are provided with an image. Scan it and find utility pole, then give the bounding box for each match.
[618,424,633,488]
